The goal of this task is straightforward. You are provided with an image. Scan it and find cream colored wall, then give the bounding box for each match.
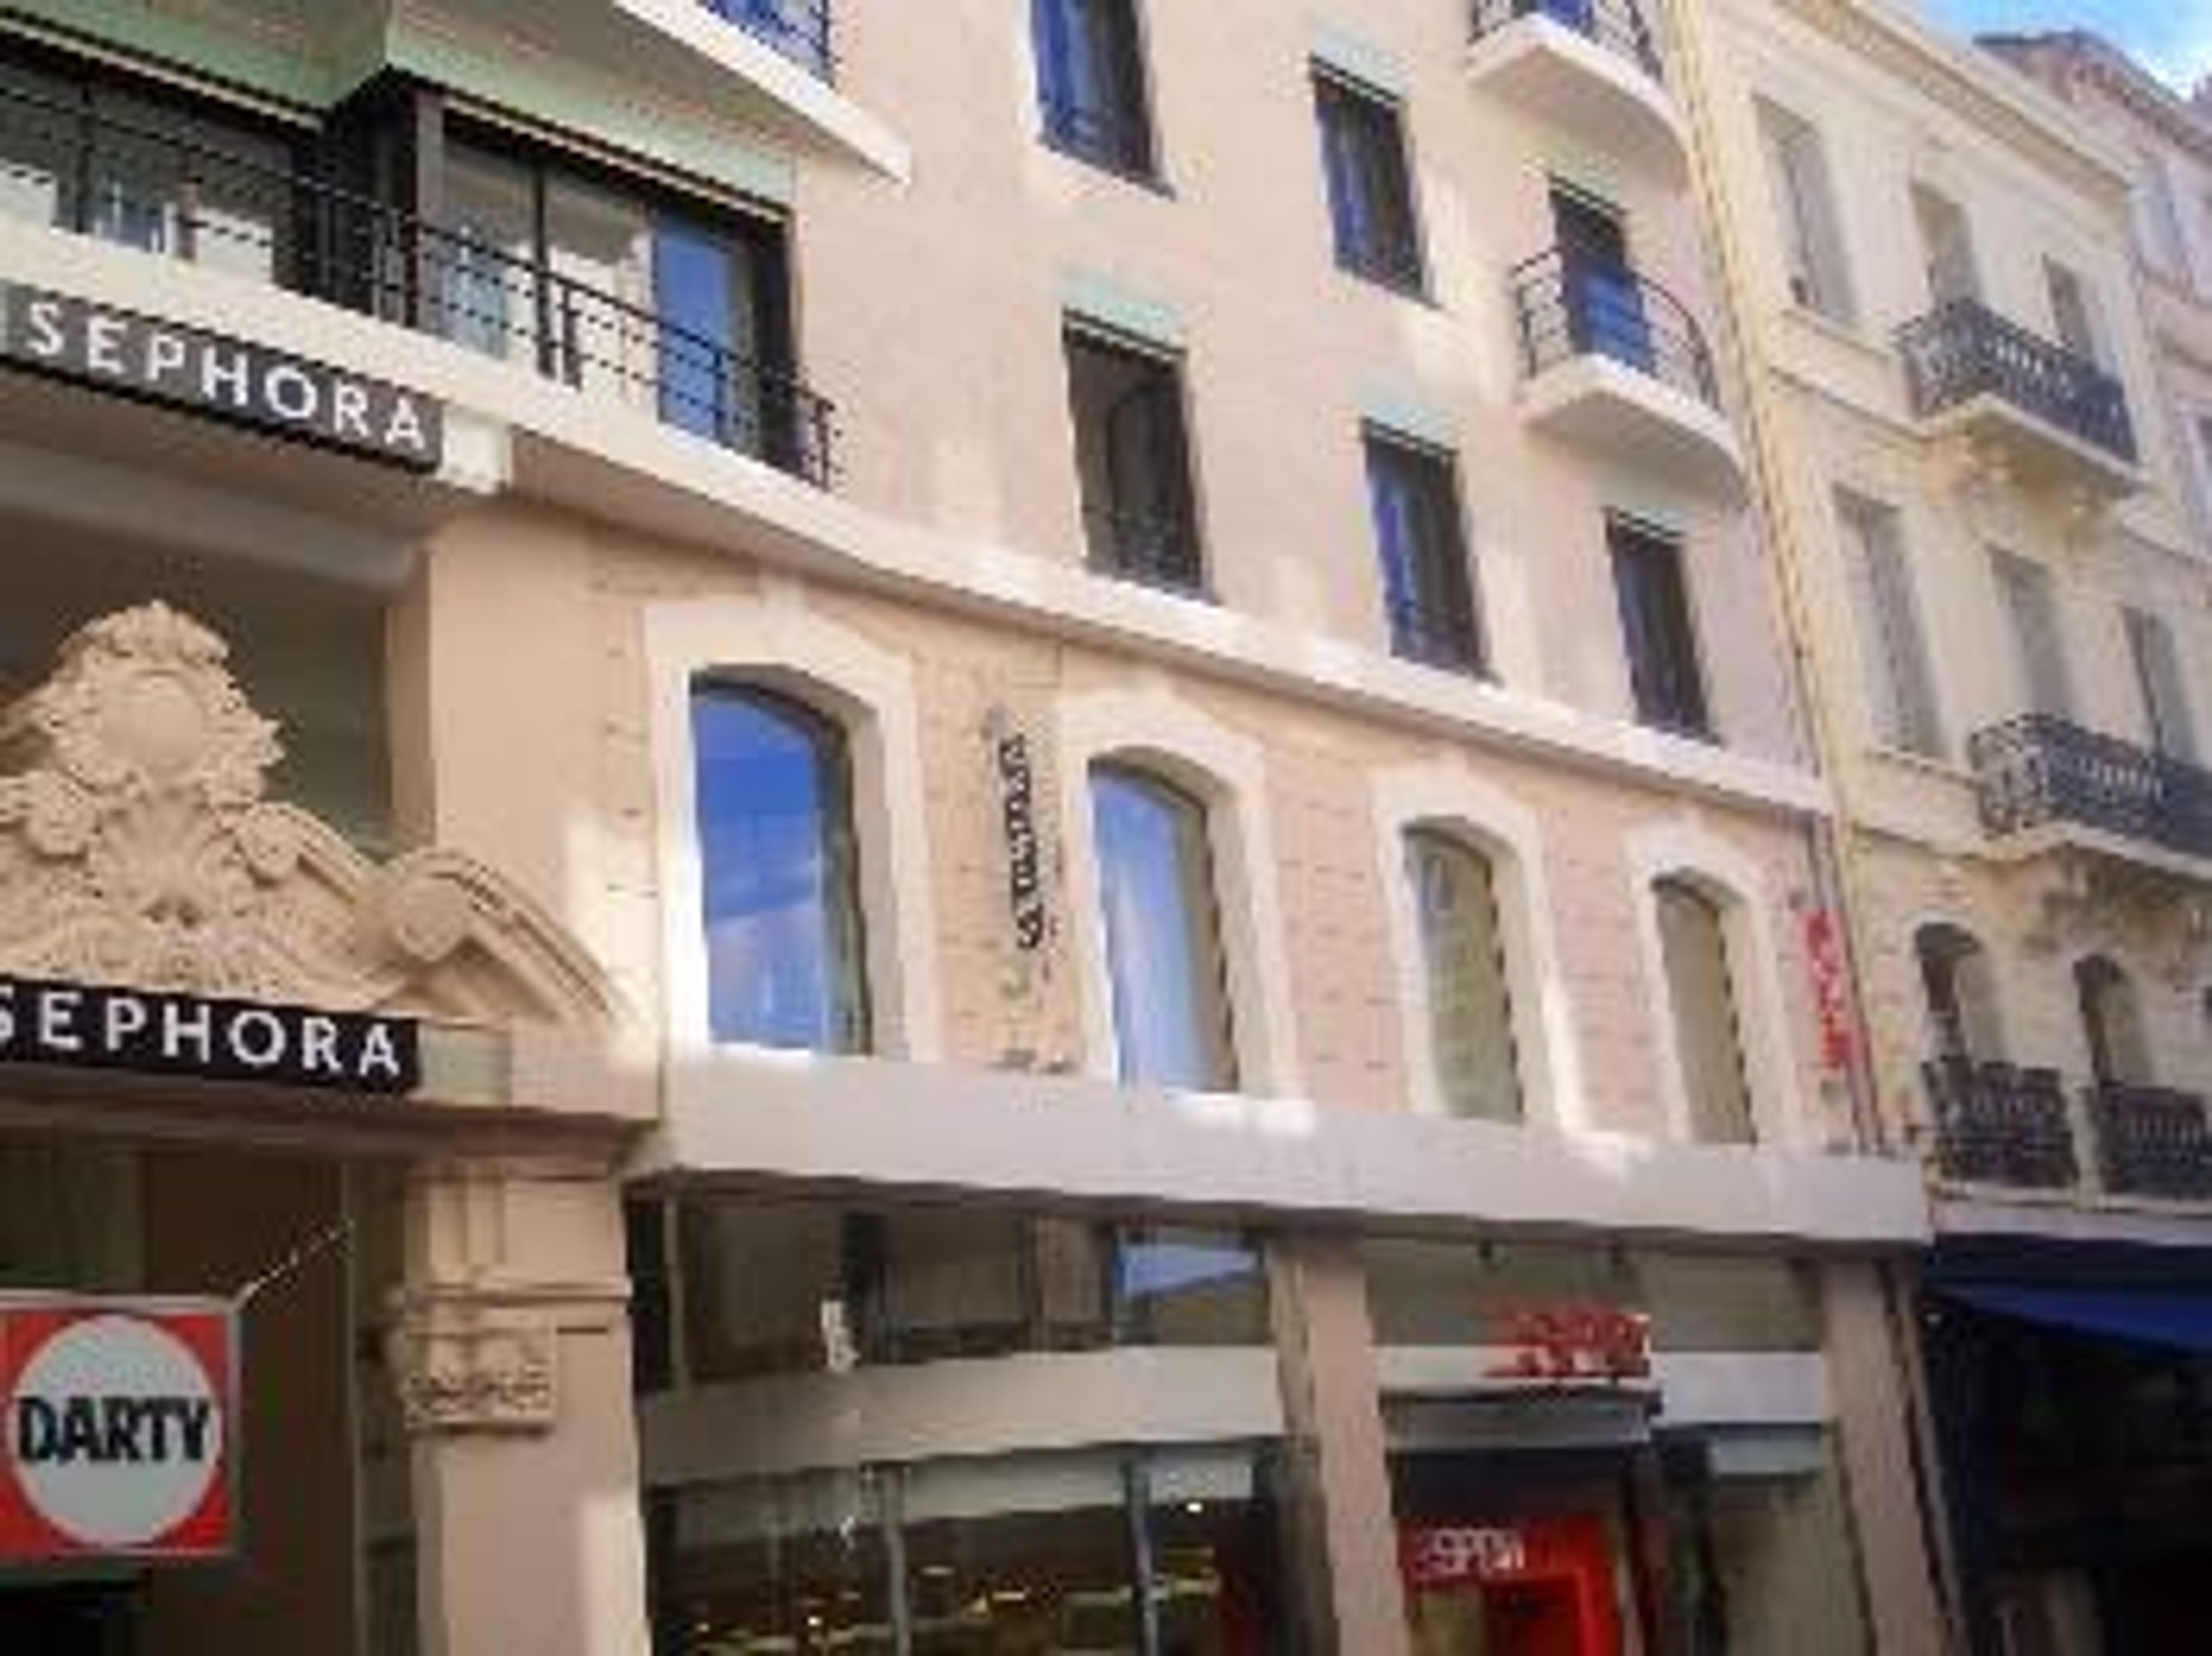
[795,0,1806,764]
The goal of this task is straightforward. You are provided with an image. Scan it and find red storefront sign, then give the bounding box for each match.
[0,1297,238,1563]
[1401,1514,1626,1656]
[1484,1305,1653,1384]
[1802,907,1857,1074]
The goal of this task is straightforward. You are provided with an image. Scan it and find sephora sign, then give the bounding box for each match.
[0,1298,237,1562]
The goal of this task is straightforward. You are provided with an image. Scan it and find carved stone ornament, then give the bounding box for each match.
[2016,851,2212,987]
[389,1310,559,1436]
[0,603,620,1026]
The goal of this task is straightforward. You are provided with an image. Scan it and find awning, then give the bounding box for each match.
[1938,1283,2212,1355]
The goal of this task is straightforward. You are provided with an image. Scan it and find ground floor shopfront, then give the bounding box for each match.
[1923,1235,2212,1656]
[631,1192,1894,1655]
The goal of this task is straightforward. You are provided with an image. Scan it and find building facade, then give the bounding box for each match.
[1670,4,2212,1652]
[0,3,1947,1654]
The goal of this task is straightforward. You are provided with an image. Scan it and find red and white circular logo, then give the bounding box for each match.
[1,1300,235,1562]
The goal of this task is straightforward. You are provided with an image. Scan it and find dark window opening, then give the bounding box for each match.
[1032,0,1156,179]
[1315,69,1425,293]
[1065,326,1205,592]
[1609,517,1710,737]
[1364,431,1482,672]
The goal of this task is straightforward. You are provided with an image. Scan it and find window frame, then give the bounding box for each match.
[1653,875,1758,1147]
[1031,0,1161,184]
[1062,320,1209,596]
[1835,490,1945,759]
[1608,514,1713,740]
[1755,96,1857,326]
[1404,828,1525,1124]
[1362,427,1484,674]
[1311,64,1428,297]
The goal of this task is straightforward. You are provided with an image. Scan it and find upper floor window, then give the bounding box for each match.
[2075,955,2148,1087]
[1032,0,1156,179]
[1911,184,1979,309]
[1991,549,2073,719]
[2043,258,2102,365]
[1406,831,1522,1122]
[692,683,870,1052]
[1609,516,1710,738]
[1756,98,1854,324]
[1089,763,1236,1090]
[2125,608,2198,763]
[1917,923,1998,1063]
[1365,431,1482,672]
[1836,491,1942,757]
[1313,69,1425,293]
[1656,878,1755,1144]
[2129,152,2187,281]
[1063,323,1205,593]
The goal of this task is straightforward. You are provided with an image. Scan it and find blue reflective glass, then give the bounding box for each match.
[656,216,763,447]
[1090,767,1233,1089]
[692,687,864,1051]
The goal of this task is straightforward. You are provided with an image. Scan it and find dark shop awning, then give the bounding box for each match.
[1940,1283,2212,1355]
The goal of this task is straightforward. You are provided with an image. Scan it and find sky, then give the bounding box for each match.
[1930,0,2212,92]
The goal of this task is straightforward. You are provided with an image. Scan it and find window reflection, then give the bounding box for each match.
[692,683,870,1053]
[1406,832,1522,1122]
[1090,764,1237,1090]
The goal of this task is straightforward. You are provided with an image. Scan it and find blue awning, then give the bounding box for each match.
[1940,1284,2212,1355]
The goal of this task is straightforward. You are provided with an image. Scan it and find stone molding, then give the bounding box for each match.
[0,602,621,1028]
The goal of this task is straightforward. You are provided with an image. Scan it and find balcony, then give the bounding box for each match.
[1509,251,1744,497]
[1969,715,2212,867]
[696,0,835,81]
[1466,1,1686,186]
[0,82,836,488]
[1898,298,2140,499]
[1923,1057,2079,1192]
[2091,1083,2212,1202]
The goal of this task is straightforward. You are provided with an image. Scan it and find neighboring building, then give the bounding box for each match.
[1671,3,2212,1652]
[0,4,1941,1655]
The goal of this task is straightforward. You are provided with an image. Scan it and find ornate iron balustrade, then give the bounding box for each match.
[698,0,836,81]
[1968,714,2212,861]
[1897,297,2136,467]
[0,79,836,487]
[1510,249,1719,409]
[1471,0,1664,83]
[1923,1056,2079,1190]
[2090,1083,2212,1201]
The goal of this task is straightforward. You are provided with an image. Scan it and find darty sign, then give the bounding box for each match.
[1,287,442,470]
[0,1298,238,1563]
[0,974,420,1095]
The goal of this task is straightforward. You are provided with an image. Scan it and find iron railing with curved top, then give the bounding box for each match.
[699,0,836,82]
[1471,0,1664,83]
[1923,1056,2079,1191]
[0,79,837,487]
[2091,1082,2212,1201]
[1968,714,2212,861]
[1510,249,1719,408]
[1897,297,2136,466]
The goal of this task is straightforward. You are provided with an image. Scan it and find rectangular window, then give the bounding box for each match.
[1032,0,1155,178]
[1063,324,1203,591]
[2126,607,2198,763]
[1363,431,1482,672]
[1756,98,1855,324]
[1313,69,1425,293]
[1836,492,1942,756]
[2130,152,2187,279]
[1609,516,1710,737]
[1912,184,1979,308]
[2043,258,2101,364]
[1992,550,2073,719]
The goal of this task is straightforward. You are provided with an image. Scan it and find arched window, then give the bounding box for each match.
[1916,923,1999,1063]
[692,682,870,1052]
[1405,829,1522,1121]
[1089,763,1237,1090]
[2075,955,2147,1086]
[1656,878,1756,1143]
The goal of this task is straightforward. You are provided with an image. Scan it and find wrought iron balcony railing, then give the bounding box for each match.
[1897,297,2136,467]
[1471,0,1664,84]
[1969,715,2212,862]
[1923,1056,2079,1191]
[2090,1083,2212,1202]
[699,0,836,82]
[0,81,836,487]
[1510,250,1719,410]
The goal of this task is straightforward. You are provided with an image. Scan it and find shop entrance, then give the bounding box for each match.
[1402,1512,1624,1656]
[0,1134,413,1656]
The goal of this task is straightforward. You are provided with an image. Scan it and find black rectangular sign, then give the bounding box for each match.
[0,975,420,1095]
[0,288,443,471]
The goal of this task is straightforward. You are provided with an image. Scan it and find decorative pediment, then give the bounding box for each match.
[0,604,621,1028]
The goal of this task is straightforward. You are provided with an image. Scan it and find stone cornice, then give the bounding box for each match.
[1983,32,2212,168]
